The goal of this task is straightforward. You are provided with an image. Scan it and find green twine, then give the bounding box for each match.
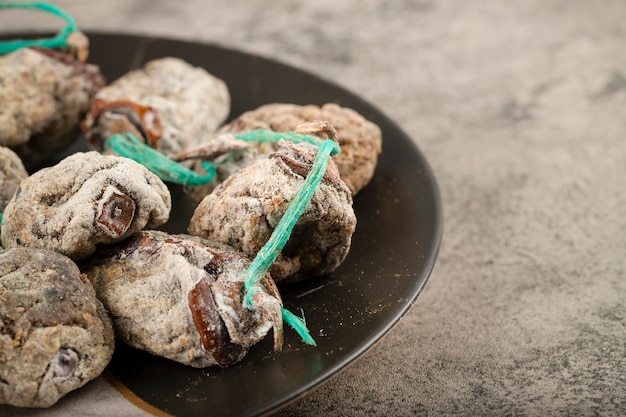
[103,133,216,186]
[103,130,338,189]
[234,129,339,155]
[104,129,339,347]
[281,308,316,346]
[243,139,340,346]
[0,2,79,54]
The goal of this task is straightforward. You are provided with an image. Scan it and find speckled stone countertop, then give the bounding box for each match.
[1,1,624,416]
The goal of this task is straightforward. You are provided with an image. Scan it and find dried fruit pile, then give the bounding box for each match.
[0,5,381,409]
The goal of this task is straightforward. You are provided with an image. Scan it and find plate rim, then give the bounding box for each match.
[0,30,443,417]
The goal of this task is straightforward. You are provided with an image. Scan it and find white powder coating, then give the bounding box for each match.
[0,146,28,213]
[189,141,357,282]
[85,231,283,368]
[83,57,231,156]
[0,152,171,260]
[215,102,383,196]
[0,248,114,408]
[0,48,104,166]
[90,236,214,367]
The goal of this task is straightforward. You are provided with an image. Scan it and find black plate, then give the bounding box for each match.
[3,33,442,417]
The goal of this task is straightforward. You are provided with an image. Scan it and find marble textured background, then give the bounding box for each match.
[1,0,625,416]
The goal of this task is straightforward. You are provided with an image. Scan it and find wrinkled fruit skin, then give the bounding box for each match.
[81,57,230,157]
[0,48,105,169]
[84,230,284,368]
[0,248,114,408]
[0,152,171,260]
[0,146,28,213]
[189,141,357,282]
[187,102,382,201]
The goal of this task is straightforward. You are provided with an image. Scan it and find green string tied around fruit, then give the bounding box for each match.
[0,2,88,61]
[242,135,340,347]
[103,125,341,347]
[103,133,217,186]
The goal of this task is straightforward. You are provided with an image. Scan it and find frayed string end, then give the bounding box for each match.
[281,307,317,346]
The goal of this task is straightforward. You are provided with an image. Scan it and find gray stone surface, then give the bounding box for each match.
[1,0,624,416]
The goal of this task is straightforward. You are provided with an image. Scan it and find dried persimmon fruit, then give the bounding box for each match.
[0,247,114,408]
[84,230,284,368]
[82,57,230,157]
[1,152,171,260]
[0,47,105,168]
[189,139,357,282]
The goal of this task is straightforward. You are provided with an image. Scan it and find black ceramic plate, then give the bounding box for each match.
[3,33,442,417]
